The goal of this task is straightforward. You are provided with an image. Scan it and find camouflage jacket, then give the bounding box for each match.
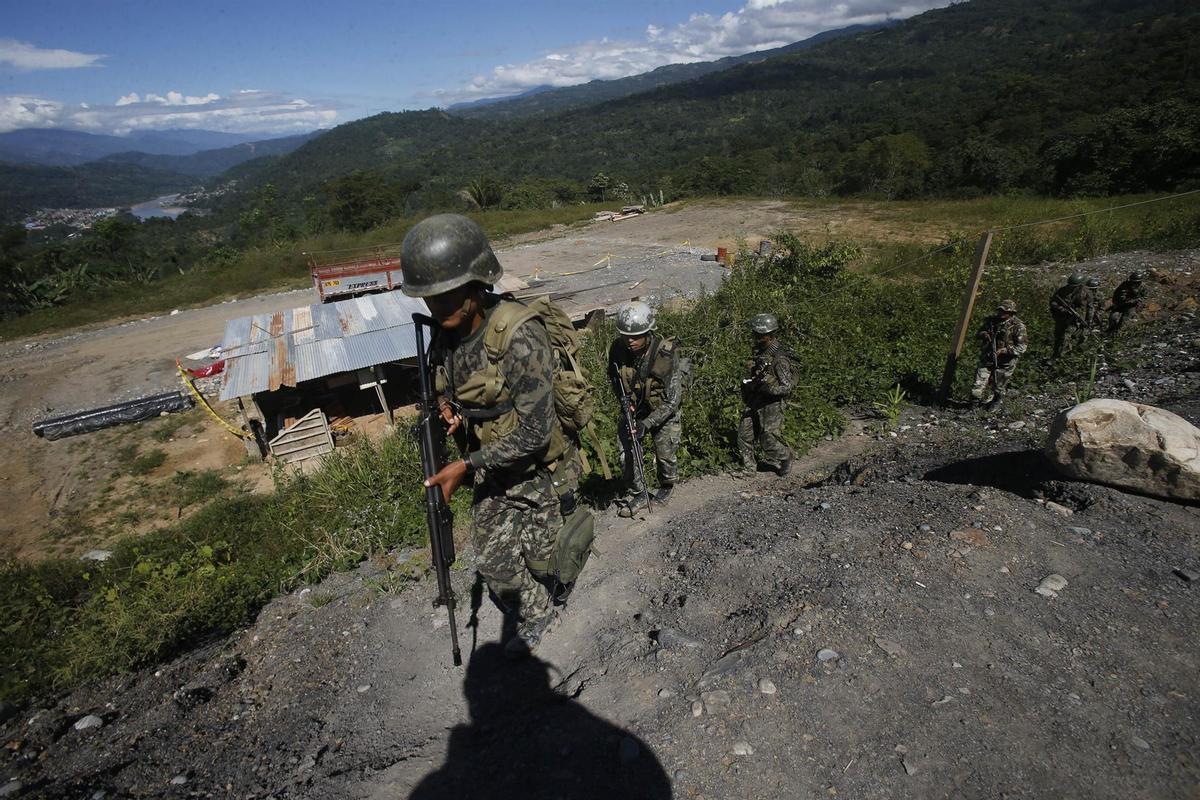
[978,314,1028,362]
[1049,284,1088,322]
[1111,280,1148,310]
[608,334,684,430]
[744,341,794,404]
[439,298,557,474]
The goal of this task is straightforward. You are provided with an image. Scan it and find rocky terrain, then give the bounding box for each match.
[1,267,1197,799]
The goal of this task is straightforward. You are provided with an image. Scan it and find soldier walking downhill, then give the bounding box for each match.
[971,299,1028,411]
[1049,273,1089,359]
[401,214,567,657]
[1107,270,1149,333]
[1085,276,1105,328]
[736,313,794,476]
[608,301,686,517]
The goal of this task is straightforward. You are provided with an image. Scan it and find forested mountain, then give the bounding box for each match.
[99,132,316,177]
[234,0,1200,223]
[0,162,191,220]
[0,128,264,167]
[448,23,888,118]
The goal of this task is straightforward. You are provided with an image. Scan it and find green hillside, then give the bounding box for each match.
[238,0,1200,211]
[0,162,192,222]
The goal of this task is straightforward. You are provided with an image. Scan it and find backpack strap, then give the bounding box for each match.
[483,299,542,363]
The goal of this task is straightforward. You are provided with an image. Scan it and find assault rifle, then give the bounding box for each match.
[610,362,650,512]
[412,313,462,667]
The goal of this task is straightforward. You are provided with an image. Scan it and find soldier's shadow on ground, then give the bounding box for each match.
[409,631,672,800]
[923,448,1058,498]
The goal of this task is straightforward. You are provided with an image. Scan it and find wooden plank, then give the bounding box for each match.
[938,231,993,401]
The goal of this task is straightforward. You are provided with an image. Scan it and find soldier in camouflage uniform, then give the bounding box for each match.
[1085,276,1105,328]
[737,313,794,476]
[971,299,1028,411]
[1049,273,1089,359]
[609,301,686,517]
[401,214,564,657]
[1107,270,1149,333]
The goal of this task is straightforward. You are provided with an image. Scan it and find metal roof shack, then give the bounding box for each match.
[218,291,428,402]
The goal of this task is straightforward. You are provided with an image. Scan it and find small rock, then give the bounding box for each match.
[169,775,188,786]
[894,744,908,754]
[931,695,955,706]
[79,550,113,562]
[817,648,840,662]
[1131,735,1150,750]
[658,688,676,699]
[74,714,103,731]
[653,627,704,651]
[691,700,704,718]
[874,637,905,658]
[619,736,640,763]
[903,758,918,776]
[949,528,990,547]
[758,678,777,695]
[1122,378,1136,391]
[732,741,754,756]
[819,502,831,511]
[356,684,371,694]
[902,541,913,550]
[701,689,731,714]
[1008,421,1026,430]
[1173,568,1199,583]
[1046,501,1074,517]
[0,782,23,798]
[170,309,181,316]
[918,524,931,533]
[1035,574,1068,598]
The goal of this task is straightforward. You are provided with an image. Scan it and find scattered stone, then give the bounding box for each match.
[73,715,103,731]
[949,528,990,547]
[732,741,755,756]
[1173,568,1199,583]
[874,637,905,658]
[894,744,908,755]
[931,695,955,707]
[356,684,371,694]
[758,678,778,695]
[691,701,704,718]
[902,541,914,550]
[79,550,113,562]
[0,782,23,798]
[918,524,931,533]
[903,759,918,776]
[817,648,840,662]
[1122,379,1137,391]
[1068,527,1093,537]
[1131,735,1151,750]
[169,775,188,786]
[653,627,705,651]
[619,736,641,763]
[1045,399,1200,501]
[658,688,676,699]
[701,689,732,715]
[820,502,832,511]
[1008,421,1026,430]
[1035,574,1069,598]
[1046,501,1074,517]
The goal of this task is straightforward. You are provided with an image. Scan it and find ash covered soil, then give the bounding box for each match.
[2,319,1199,798]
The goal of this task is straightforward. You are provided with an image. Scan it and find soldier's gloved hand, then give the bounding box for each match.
[633,420,647,438]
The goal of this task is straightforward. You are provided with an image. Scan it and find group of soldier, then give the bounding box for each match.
[400,213,1151,657]
[399,214,796,657]
[969,269,1151,411]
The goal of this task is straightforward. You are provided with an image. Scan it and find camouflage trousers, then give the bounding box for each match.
[471,468,562,625]
[738,400,791,469]
[1052,316,1081,358]
[1107,307,1136,333]
[971,357,1018,400]
[619,413,680,495]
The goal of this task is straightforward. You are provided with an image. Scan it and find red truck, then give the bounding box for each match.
[307,250,402,302]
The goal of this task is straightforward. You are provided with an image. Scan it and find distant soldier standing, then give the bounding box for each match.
[737,313,794,476]
[608,301,686,517]
[1049,273,1088,359]
[1085,276,1105,328]
[401,214,566,657]
[1107,270,1149,333]
[972,299,1028,411]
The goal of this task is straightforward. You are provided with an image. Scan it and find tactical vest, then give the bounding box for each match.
[444,300,573,471]
[616,336,677,414]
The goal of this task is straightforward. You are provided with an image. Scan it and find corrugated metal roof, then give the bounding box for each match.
[219,291,428,400]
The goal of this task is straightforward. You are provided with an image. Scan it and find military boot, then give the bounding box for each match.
[984,390,1003,412]
[618,492,651,518]
[775,459,791,477]
[652,484,673,505]
[504,613,554,660]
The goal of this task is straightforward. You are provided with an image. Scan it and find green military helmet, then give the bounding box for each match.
[399,214,503,298]
[1130,270,1147,282]
[750,313,779,335]
[1067,273,1085,286]
[615,300,656,336]
[997,299,1018,313]
[1086,277,1101,288]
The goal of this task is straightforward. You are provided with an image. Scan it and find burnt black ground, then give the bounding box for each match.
[1,275,1197,799]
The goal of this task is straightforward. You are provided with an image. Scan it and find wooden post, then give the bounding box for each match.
[938,231,994,403]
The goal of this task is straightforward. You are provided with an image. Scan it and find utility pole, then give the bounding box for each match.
[938,231,994,403]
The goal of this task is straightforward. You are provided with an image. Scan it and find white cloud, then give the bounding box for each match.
[439,0,949,103]
[0,39,104,70]
[0,90,338,135]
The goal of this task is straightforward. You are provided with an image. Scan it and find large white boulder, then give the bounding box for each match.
[1045,399,1200,501]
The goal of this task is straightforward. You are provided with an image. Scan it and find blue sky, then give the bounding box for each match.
[0,0,947,136]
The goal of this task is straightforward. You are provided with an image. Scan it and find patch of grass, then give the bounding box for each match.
[170,469,230,509]
[151,413,192,443]
[128,449,167,476]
